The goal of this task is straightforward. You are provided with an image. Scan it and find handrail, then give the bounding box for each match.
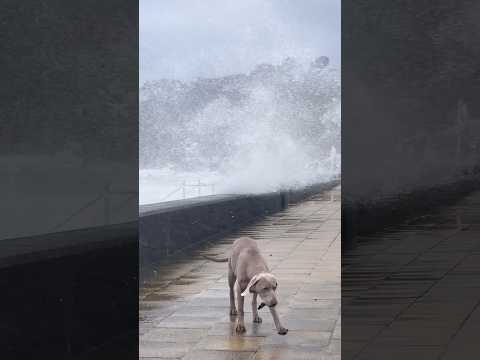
[50,179,217,231]
[158,180,216,201]
[49,184,136,232]
[49,193,105,232]
[157,186,183,202]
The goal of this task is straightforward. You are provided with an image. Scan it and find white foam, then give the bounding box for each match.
[140,67,340,205]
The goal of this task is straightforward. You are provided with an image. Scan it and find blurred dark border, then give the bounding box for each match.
[342,0,480,249]
[0,1,138,358]
[342,0,480,358]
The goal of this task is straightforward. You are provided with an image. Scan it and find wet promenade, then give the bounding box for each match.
[343,190,480,359]
[140,186,341,360]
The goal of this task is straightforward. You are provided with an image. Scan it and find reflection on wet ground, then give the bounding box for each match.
[343,190,480,360]
[140,186,341,359]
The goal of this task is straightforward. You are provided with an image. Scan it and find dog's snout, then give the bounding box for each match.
[269,300,278,307]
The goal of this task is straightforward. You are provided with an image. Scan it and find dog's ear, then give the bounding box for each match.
[241,275,260,296]
[266,274,278,290]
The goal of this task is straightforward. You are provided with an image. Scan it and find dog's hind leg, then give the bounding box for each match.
[228,264,237,316]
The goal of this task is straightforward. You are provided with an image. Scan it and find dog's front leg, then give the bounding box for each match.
[252,293,262,323]
[229,285,237,316]
[235,285,246,333]
[228,266,237,316]
[269,307,288,335]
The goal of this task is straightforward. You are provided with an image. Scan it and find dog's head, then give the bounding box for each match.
[241,272,278,308]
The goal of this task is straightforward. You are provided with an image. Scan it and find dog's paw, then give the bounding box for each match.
[278,327,288,335]
[230,308,238,316]
[235,323,246,333]
[253,315,262,323]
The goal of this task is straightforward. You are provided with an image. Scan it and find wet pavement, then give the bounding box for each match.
[343,190,480,359]
[140,186,341,359]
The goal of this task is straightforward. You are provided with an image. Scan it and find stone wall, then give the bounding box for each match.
[140,180,339,280]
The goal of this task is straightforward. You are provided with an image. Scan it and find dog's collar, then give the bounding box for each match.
[255,271,271,277]
[258,302,276,310]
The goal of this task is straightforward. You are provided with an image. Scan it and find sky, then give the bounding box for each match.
[140,0,340,85]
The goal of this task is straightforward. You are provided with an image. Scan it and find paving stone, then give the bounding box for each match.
[194,335,265,351]
[141,328,205,343]
[183,350,255,360]
[253,345,340,360]
[355,345,443,360]
[139,341,191,358]
[280,318,337,332]
[154,316,220,329]
[208,321,275,337]
[263,330,331,347]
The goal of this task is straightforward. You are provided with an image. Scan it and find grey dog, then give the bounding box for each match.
[203,236,288,335]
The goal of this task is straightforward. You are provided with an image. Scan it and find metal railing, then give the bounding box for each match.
[158,180,216,202]
[49,183,136,233]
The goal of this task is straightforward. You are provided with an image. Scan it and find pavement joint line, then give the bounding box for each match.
[437,298,480,360]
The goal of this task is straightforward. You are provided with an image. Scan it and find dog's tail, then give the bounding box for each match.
[202,254,229,263]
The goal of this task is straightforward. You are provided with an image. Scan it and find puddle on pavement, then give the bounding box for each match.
[142,293,179,302]
[172,278,197,285]
[181,273,216,280]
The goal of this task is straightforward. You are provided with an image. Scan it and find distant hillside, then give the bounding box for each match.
[140,57,340,170]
